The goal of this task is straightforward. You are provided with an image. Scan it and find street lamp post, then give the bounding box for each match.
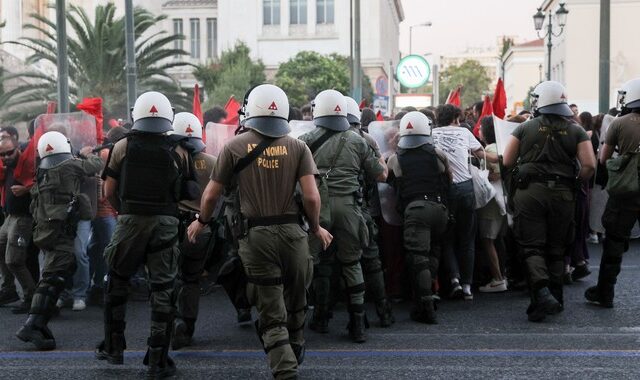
[533,2,568,81]
[409,22,432,56]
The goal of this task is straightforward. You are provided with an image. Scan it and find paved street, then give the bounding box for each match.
[1,243,639,380]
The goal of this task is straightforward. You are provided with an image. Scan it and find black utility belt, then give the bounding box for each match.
[408,194,444,204]
[247,214,300,228]
[529,175,576,188]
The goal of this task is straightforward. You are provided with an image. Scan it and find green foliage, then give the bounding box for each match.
[275,51,351,107]
[1,3,191,122]
[438,59,492,107]
[194,42,265,108]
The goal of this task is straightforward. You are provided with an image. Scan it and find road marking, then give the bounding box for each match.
[1,349,639,360]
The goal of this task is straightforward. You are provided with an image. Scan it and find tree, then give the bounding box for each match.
[439,60,491,107]
[1,3,191,122]
[275,51,351,108]
[194,42,265,108]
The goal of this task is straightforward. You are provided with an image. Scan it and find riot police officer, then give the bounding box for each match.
[96,91,192,378]
[503,81,596,322]
[300,90,387,343]
[387,112,451,324]
[16,131,103,350]
[169,112,218,349]
[344,96,394,327]
[188,84,332,380]
[585,78,640,308]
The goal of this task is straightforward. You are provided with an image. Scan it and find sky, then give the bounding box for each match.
[399,0,544,58]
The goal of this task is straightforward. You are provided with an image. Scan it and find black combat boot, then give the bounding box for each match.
[236,308,252,324]
[375,299,395,327]
[291,343,306,365]
[527,287,562,322]
[16,314,56,350]
[410,296,438,324]
[95,331,126,364]
[347,311,367,343]
[144,333,176,380]
[172,318,194,350]
[0,289,20,306]
[309,305,329,333]
[585,286,614,308]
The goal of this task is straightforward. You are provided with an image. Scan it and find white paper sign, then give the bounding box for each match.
[493,115,520,156]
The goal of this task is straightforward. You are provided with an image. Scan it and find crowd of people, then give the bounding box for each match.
[0,77,639,379]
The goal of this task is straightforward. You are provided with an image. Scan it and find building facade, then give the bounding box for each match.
[503,39,545,115]
[540,0,640,112]
[216,0,403,88]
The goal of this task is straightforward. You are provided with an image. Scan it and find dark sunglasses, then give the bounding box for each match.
[0,149,16,158]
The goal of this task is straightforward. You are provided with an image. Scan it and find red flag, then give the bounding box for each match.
[46,101,57,114]
[376,110,384,121]
[193,84,204,142]
[473,95,493,138]
[492,78,507,119]
[13,125,45,189]
[222,96,241,125]
[359,99,367,109]
[446,87,461,107]
[76,97,104,144]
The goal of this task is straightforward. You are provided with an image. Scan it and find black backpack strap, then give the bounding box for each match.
[233,137,275,174]
[308,130,339,154]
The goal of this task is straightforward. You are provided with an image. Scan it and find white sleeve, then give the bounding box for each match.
[467,128,482,151]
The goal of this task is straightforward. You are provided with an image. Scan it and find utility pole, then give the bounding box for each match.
[351,0,362,102]
[432,63,439,106]
[125,0,137,112]
[55,0,69,113]
[599,0,610,113]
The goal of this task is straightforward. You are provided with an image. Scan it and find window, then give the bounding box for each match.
[206,18,217,59]
[263,0,280,25]
[190,18,200,59]
[173,19,183,52]
[290,0,307,25]
[316,0,334,24]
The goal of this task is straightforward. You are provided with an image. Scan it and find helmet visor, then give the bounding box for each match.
[398,135,433,149]
[313,115,350,131]
[537,103,574,117]
[244,116,291,138]
[132,118,173,133]
[39,153,74,169]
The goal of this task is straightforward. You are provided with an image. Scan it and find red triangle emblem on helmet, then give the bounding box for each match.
[334,105,341,112]
[406,122,414,129]
[185,125,194,134]
[45,144,54,152]
[149,105,158,115]
[268,101,278,110]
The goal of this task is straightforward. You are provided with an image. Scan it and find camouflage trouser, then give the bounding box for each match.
[30,236,76,318]
[309,195,368,313]
[102,215,179,355]
[239,224,312,380]
[0,215,36,300]
[403,200,448,301]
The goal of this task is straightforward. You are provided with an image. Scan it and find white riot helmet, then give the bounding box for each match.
[244,84,291,138]
[529,81,573,117]
[398,111,433,149]
[131,91,174,133]
[172,112,205,153]
[344,96,361,125]
[617,78,640,110]
[312,89,350,131]
[37,131,73,169]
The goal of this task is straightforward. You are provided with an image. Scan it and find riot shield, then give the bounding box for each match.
[34,112,99,218]
[368,121,402,226]
[205,122,237,157]
[289,120,316,139]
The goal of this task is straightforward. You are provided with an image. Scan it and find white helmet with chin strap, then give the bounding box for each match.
[530,81,573,117]
[313,89,350,131]
[618,78,640,110]
[172,112,205,152]
[244,84,291,138]
[37,131,74,169]
[398,111,433,149]
[131,91,174,133]
[344,96,361,125]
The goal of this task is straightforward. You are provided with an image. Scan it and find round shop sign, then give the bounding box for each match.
[396,55,431,88]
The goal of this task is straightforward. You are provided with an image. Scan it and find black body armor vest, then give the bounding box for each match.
[397,144,446,207]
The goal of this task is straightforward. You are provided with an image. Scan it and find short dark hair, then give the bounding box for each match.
[203,106,227,124]
[480,116,495,144]
[106,126,127,143]
[288,106,303,121]
[569,104,578,108]
[608,107,619,116]
[394,111,407,121]
[419,108,436,123]
[473,101,484,114]
[0,126,19,140]
[401,106,417,113]
[518,109,532,116]
[578,111,593,131]
[436,104,462,127]
[301,104,312,115]
[360,108,376,127]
